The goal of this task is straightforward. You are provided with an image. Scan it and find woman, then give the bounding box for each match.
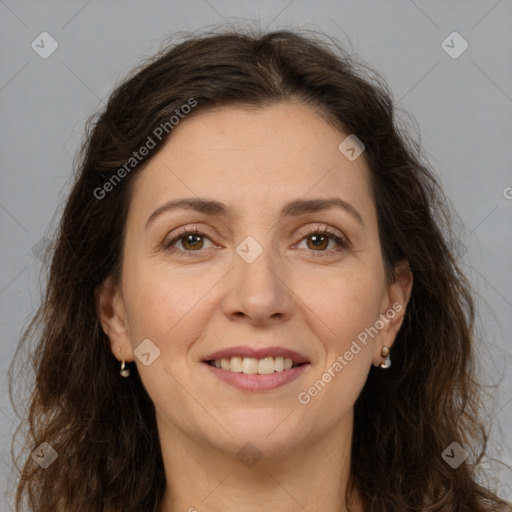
[8,27,511,511]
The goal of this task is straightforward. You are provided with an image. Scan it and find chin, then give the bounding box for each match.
[202,408,310,457]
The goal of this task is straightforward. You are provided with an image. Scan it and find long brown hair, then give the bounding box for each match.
[8,27,511,511]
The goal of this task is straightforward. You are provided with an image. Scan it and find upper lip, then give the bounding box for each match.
[203,345,310,364]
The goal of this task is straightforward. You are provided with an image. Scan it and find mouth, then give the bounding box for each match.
[201,346,310,391]
[205,356,306,374]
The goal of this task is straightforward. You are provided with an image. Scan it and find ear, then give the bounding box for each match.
[372,260,413,367]
[95,275,134,362]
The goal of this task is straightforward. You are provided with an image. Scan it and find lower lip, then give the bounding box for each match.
[203,362,309,391]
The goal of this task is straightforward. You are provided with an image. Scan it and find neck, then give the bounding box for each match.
[157,409,363,512]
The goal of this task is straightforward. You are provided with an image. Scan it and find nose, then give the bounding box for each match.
[221,239,294,326]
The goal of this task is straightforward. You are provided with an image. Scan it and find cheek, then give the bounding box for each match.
[295,273,379,422]
[295,266,386,347]
[298,269,384,413]
[119,256,215,406]
[121,252,224,351]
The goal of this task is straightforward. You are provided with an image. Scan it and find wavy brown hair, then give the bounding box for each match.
[8,27,511,511]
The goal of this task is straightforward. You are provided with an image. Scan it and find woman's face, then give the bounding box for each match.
[99,101,410,458]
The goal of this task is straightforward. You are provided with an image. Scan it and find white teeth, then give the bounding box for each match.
[230,356,243,372]
[209,355,302,374]
[257,357,274,375]
[242,357,258,374]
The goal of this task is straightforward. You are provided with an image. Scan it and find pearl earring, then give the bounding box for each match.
[379,346,391,369]
[119,361,130,377]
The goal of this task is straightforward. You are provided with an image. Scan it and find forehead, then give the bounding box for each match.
[128,102,374,222]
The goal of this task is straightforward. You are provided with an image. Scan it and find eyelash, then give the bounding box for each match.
[163,226,349,258]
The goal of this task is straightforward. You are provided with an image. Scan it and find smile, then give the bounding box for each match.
[207,356,304,374]
[202,345,310,391]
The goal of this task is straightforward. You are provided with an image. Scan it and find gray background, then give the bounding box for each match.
[1,0,511,508]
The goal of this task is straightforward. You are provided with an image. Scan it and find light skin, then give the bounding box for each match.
[97,102,413,512]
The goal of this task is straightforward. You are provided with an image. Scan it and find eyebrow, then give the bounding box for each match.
[145,196,364,229]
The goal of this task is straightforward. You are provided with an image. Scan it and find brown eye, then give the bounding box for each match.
[296,227,349,255]
[180,233,204,251]
[306,233,330,251]
[164,228,214,254]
